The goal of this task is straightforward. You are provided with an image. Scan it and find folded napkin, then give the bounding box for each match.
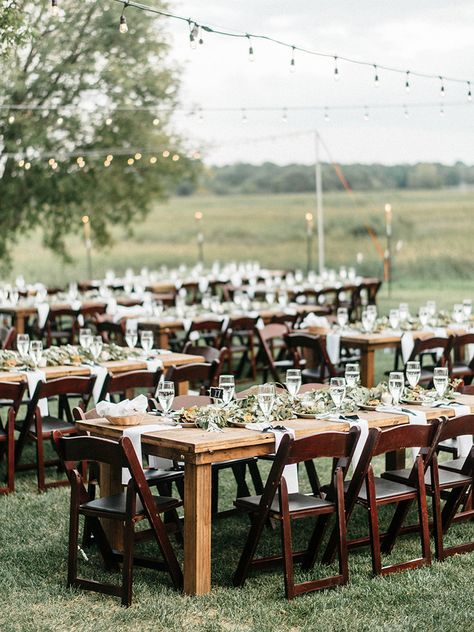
[36,303,50,329]
[326,332,340,365]
[96,393,148,417]
[376,405,427,460]
[26,370,48,416]
[301,314,330,329]
[401,332,414,363]
[121,423,175,484]
[314,413,368,469]
[244,423,298,493]
[432,402,472,457]
[90,365,109,404]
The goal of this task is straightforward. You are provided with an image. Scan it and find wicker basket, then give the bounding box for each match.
[105,413,147,427]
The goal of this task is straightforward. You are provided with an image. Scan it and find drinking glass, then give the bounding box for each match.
[462,298,472,320]
[265,292,275,306]
[388,371,404,406]
[452,304,464,325]
[125,325,138,349]
[418,306,429,328]
[285,369,302,398]
[140,330,154,356]
[405,361,421,388]
[433,367,449,399]
[257,383,275,424]
[389,309,400,331]
[361,310,373,333]
[158,381,175,415]
[336,307,348,330]
[29,340,43,368]
[79,328,93,350]
[345,363,360,388]
[329,377,346,413]
[399,303,409,323]
[17,333,30,358]
[9,288,19,306]
[366,304,377,325]
[278,290,288,308]
[218,375,235,406]
[89,336,103,364]
[426,300,437,318]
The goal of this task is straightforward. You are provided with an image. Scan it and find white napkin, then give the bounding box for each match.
[401,332,414,363]
[347,417,369,470]
[96,394,148,417]
[433,402,472,458]
[90,365,109,404]
[376,405,427,461]
[36,303,50,329]
[26,369,48,416]
[301,314,330,329]
[145,358,163,372]
[121,423,175,484]
[106,298,117,315]
[326,332,340,365]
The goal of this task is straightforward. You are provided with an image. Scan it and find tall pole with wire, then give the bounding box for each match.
[82,215,92,279]
[314,131,325,274]
[384,203,393,296]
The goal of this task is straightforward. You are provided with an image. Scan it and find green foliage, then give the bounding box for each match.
[0,1,199,268]
[0,0,27,56]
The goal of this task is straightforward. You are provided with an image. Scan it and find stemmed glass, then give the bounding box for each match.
[285,369,301,399]
[345,363,360,388]
[361,310,373,333]
[79,328,93,350]
[462,299,472,321]
[388,371,404,406]
[125,325,138,349]
[419,306,429,328]
[389,309,400,331]
[140,330,154,357]
[399,303,410,323]
[89,336,103,364]
[426,300,437,319]
[329,377,346,414]
[433,367,449,399]
[336,307,348,330]
[29,340,43,369]
[257,383,275,425]
[366,305,377,327]
[17,333,30,360]
[218,375,235,406]
[157,381,175,416]
[405,361,421,389]
[452,304,464,325]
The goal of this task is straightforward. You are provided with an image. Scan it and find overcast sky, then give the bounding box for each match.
[164,1,474,165]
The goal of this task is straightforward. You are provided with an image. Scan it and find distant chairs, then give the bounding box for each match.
[43,306,79,346]
[182,343,228,387]
[351,280,382,321]
[406,336,451,385]
[95,318,126,345]
[447,333,474,384]
[99,369,163,403]
[221,316,258,380]
[165,361,218,396]
[255,323,292,383]
[1,326,16,350]
[0,382,26,493]
[181,318,225,350]
[284,332,342,383]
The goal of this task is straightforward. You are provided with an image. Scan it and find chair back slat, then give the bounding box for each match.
[285,427,360,465]
[104,369,162,396]
[56,434,125,468]
[36,376,96,400]
[0,380,26,411]
[438,414,474,443]
[373,421,440,456]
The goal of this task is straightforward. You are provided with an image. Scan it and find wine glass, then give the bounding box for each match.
[345,363,360,388]
[285,369,302,399]
[418,306,429,328]
[9,288,19,306]
[265,291,275,306]
[336,307,348,330]
[361,310,373,333]
[399,303,409,323]
[389,309,400,331]
[388,371,404,406]
[125,325,138,349]
[426,300,437,319]
[257,383,275,425]
[29,340,43,368]
[433,367,449,399]
[89,336,103,364]
[462,298,472,321]
[140,330,154,357]
[405,361,421,388]
[17,333,30,359]
[218,375,235,406]
[158,380,175,416]
[452,304,464,325]
[79,328,93,350]
[366,305,377,325]
[329,377,346,414]
[278,290,288,308]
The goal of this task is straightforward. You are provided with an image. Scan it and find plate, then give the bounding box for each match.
[359,404,378,411]
[295,412,319,419]
[400,398,423,406]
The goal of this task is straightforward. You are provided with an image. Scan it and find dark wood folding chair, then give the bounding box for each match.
[0,382,26,493]
[284,332,343,383]
[221,316,258,380]
[15,376,96,491]
[405,336,451,386]
[1,326,16,350]
[43,306,80,346]
[255,323,292,382]
[233,428,360,599]
[182,343,228,387]
[270,313,299,328]
[181,318,225,350]
[447,334,474,384]
[165,361,218,396]
[95,319,126,345]
[54,432,183,606]
[99,368,163,402]
[79,303,107,333]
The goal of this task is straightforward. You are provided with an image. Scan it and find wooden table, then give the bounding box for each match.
[76,394,474,595]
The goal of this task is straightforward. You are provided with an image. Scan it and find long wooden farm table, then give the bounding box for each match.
[76,394,474,595]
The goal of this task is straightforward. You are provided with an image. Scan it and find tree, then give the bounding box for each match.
[0,1,198,268]
[0,1,27,57]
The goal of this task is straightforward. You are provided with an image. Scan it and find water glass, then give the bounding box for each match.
[30,340,43,368]
[452,304,464,325]
[345,363,360,388]
[285,369,302,398]
[140,330,154,356]
[158,380,175,415]
[418,306,429,328]
[257,383,275,423]
[218,375,235,406]
[389,309,400,331]
[89,336,103,363]
[462,298,472,320]
[329,377,346,412]
[388,371,404,406]
[361,310,373,333]
[399,303,409,323]
[265,292,275,306]
[337,307,348,330]
[125,325,138,349]
[79,328,93,350]
[366,305,377,324]
[17,333,30,358]
[405,361,421,388]
[426,300,437,318]
[433,367,449,398]
[9,288,19,306]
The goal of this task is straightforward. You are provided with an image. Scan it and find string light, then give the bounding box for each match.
[127,157,134,165]
[189,21,198,49]
[162,150,170,157]
[134,152,142,160]
[106,154,113,161]
[334,56,339,81]
[373,64,380,87]
[24,162,31,170]
[8,114,15,124]
[247,35,254,62]
[18,160,24,167]
[468,81,472,102]
[439,76,445,98]
[51,0,59,16]
[324,107,330,122]
[282,108,288,123]
[290,47,295,73]
[119,1,129,33]
[241,108,248,123]
[172,154,180,161]
[405,71,410,93]
[403,104,409,118]
[105,117,113,126]
[57,116,64,125]
[363,105,369,121]
[149,156,157,164]
[153,117,160,126]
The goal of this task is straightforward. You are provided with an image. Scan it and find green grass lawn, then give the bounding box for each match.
[1,444,474,632]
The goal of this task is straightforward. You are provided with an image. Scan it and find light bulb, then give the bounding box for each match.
[8,115,15,124]
[127,158,134,165]
[282,108,288,123]
[403,105,409,118]
[153,118,159,126]
[364,107,369,121]
[290,48,295,73]
[105,117,112,126]
[119,15,128,34]
[439,104,445,117]
[172,154,180,161]
[405,71,410,93]
[150,156,157,164]
[162,150,170,158]
[51,0,59,16]
[247,36,254,62]
[189,23,198,49]
[467,81,472,102]
[324,107,330,122]
[373,65,379,87]
[134,152,142,160]
[439,76,445,98]
[334,56,339,81]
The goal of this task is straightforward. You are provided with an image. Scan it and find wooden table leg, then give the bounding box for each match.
[361,347,375,388]
[183,462,212,595]
[176,380,190,396]
[16,315,25,335]
[99,462,124,551]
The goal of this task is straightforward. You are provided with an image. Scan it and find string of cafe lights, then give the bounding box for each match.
[47,0,472,100]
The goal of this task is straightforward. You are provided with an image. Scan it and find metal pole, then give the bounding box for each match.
[82,215,93,279]
[314,131,325,274]
[305,213,313,274]
[194,211,204,265]
[384,203,392,297]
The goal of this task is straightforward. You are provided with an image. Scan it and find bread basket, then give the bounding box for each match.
[105,413,147,427]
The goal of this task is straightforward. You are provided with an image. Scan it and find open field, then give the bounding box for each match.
[5,188,473,313]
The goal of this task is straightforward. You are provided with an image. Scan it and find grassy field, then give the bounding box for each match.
[5,188,473,313]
